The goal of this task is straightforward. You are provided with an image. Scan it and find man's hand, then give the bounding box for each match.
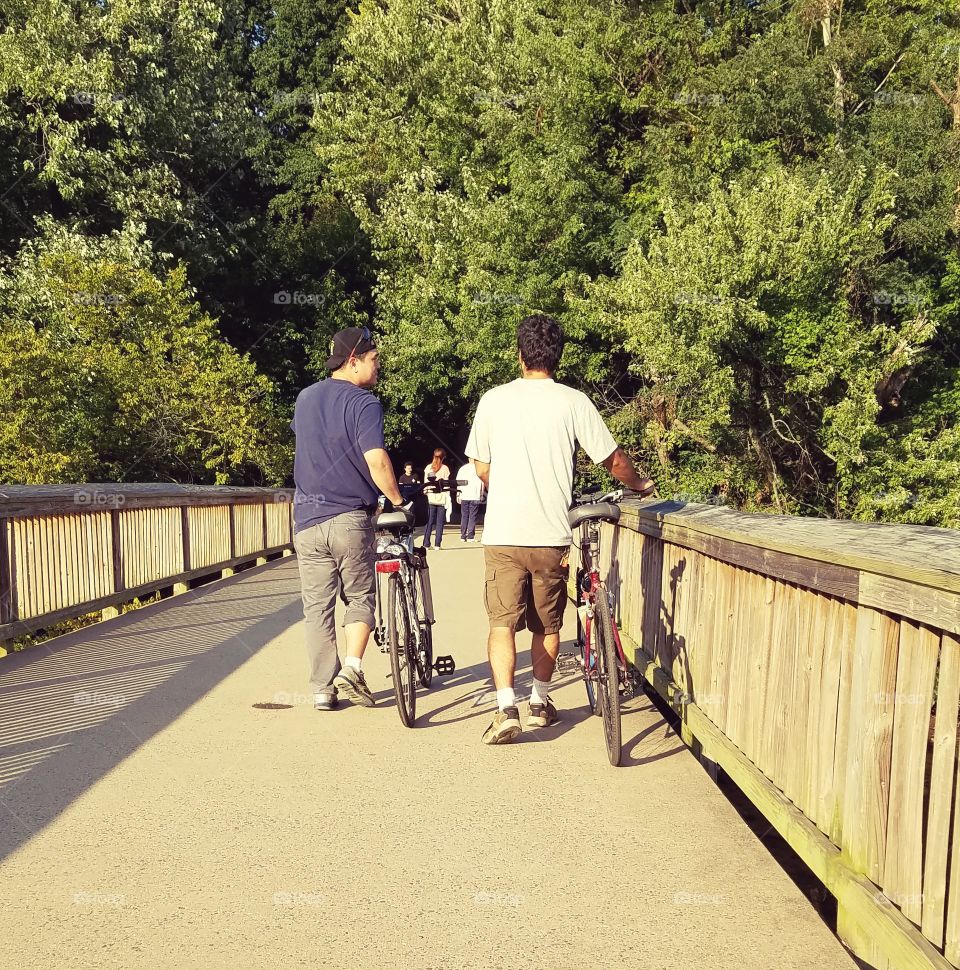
[601,447,656,496]
[364,448,403,506]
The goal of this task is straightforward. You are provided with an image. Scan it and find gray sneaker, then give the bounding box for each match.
[314,691,339,711]
[482,707,522,745]
[333,666,376,707]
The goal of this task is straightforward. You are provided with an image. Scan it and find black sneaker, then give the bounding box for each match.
[527,697,558,728]
[333,666,376,707]
[314,691,339,711]
[482,706,522,745]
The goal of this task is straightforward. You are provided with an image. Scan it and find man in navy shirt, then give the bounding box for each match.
[292,327,403,710]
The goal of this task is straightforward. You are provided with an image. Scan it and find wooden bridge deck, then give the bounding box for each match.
[0,533,855,969]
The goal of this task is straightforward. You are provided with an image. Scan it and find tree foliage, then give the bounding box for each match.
[0,0,958,526]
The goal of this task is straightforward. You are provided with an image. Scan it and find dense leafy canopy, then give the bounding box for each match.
[1,0,958,525]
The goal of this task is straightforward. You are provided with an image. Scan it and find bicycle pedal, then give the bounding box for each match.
[556,652,579,672]
[433,655,455,676]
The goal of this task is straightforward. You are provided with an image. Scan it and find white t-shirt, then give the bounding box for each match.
[456,463,485,502]
[465,378,618,546]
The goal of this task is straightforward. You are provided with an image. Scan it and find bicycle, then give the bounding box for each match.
[562,488,643,766]
[372,481,462,726]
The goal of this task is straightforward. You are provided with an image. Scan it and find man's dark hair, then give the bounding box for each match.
[517,314,564,374]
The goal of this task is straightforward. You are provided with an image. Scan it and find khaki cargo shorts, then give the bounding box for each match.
[483,545,570,635]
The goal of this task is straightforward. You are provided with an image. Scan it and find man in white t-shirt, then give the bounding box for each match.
[465,314,656,745]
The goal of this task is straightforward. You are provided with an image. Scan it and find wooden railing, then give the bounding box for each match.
[0,485,295,649]
[597,500,960,970]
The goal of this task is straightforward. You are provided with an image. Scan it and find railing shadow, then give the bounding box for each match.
[0,558,303,863]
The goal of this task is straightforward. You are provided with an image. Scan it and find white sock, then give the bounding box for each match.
[496,687,516,711]
[530,678,552,705]
[345,656,362,672]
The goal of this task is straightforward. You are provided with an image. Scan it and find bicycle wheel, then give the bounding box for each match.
[593,588,622,766]
[388,574,416,727]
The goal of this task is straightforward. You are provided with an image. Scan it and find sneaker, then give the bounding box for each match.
[482,706,522,745]
[527,697,558,728]
[333,666,376,707]
[314,691,339,711]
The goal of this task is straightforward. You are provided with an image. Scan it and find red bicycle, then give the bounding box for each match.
[563,488,639,766]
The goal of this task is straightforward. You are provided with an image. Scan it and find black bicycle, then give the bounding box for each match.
[373,480,461,726]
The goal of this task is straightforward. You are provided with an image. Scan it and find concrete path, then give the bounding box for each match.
[0,528,856,970]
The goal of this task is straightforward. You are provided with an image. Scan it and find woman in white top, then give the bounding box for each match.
[422,448,451,549]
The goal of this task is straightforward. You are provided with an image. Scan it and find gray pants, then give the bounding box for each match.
[293,509,376,694]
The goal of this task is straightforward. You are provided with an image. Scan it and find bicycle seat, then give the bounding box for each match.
[375,510,414,530]
[568,502,621,530]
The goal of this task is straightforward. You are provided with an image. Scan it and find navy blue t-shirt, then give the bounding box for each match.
[291,379,385,533]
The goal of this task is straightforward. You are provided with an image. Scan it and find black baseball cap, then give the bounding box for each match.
[325,326,375,370]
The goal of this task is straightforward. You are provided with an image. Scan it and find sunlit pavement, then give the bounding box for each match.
[0,527,854,970]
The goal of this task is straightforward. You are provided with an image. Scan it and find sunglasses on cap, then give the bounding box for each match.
[329,326,372,361]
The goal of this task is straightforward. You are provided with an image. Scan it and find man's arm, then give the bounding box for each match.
[473,459,490,489]
[601,447,657,496]
[364,449,403,506]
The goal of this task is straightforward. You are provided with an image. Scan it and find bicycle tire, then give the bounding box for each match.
[594,588,622,766]
[388,574,416,727]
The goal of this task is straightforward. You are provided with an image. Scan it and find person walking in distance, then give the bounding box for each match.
[422,448,450,549]
[291,327,404,711]
[465,314,656,744]
[456,459,484,542]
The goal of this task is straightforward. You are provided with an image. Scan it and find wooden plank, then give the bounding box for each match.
[0,541,293,643]
[638,517,861,601]
[923,632,960,948]
[841,607,900,884]
[882,621,939,922]
[0,518,11,625]
[0,484,295,518]
[801,592,831,824]
[830,601,858,844]
[110,509,123,593]
[811,596,844,835]
[625,500,960,597]
[640,533,663,660]
[861,572,960,637]
[623,624,955,970]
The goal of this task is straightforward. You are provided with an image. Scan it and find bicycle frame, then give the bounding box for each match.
[578,520,628,681]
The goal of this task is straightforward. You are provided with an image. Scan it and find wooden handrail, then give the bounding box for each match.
[0,485,295,647]
[598,499,960,970]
